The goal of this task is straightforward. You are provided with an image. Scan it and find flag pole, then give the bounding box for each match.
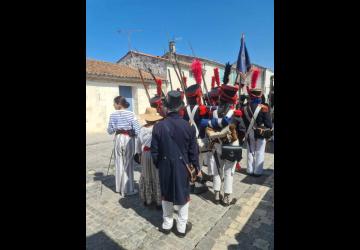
[236,34,245,108]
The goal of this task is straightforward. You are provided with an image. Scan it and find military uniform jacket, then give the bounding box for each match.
[151,112,200,205]
[243,103,272,129]
[183,104,209,138]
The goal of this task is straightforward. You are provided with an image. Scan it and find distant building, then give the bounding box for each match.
[231,62,274,102]
[117,42,273,102]
[87,43,273,134]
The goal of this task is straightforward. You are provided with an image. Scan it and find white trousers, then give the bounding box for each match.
[114,134,135,195]
[246,130,266,175]
[206,151,216,176]
[162,201,189,233]
[212,144,236,194]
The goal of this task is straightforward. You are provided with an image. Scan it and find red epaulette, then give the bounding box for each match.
[198,105,207,116]
[234,109,243,117]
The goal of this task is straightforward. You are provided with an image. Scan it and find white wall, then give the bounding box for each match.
[86,78,157,134]
[264,69,274,101]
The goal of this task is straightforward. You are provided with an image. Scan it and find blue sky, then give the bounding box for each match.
[86,0,273,70]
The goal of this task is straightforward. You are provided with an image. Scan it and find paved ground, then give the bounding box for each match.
[86,133,274,250]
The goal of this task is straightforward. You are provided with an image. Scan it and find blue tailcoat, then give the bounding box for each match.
[151,112,199,205]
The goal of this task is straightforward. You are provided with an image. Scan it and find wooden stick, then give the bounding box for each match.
[167,69,174,91]
[138,69,151,104]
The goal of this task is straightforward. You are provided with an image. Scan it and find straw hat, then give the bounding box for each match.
[138,107,163,122]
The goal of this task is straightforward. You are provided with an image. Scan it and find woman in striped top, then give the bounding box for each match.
[107,96,140,196]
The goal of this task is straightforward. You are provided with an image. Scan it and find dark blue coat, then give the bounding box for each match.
[151,112,199,205]
[243,103,273,129]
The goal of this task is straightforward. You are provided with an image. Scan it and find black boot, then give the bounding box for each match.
[221,193,230,206]
[174,222,192,238]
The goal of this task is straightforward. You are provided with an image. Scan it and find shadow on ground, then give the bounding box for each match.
[93,172,140,194]
[239,169,274,186]
[86,230,125,250]
[227,188,274,250]
[118,194,163,229]
[93,172,117,193]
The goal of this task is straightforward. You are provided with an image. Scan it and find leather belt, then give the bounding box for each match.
[116,130,130,135]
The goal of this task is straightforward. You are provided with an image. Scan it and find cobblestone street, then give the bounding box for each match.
[86,134,274,250]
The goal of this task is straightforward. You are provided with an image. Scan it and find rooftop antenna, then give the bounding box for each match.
[117,29,143,57]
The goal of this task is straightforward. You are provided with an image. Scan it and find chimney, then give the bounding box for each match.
[169,41,176,54]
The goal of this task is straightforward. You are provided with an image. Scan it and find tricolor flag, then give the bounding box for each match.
[236,34,251,79]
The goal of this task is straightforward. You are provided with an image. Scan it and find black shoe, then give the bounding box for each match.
[174,222,192,238]
[158,227,171,235]
[253,174,262,177]
[221,193,232,207]
[158,219,174,235]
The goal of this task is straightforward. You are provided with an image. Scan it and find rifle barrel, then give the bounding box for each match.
[167,69,174,91]
[138,69,151,103]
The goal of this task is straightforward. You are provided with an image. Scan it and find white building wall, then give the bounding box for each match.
[86,78,157,134]
[264,69,274,101]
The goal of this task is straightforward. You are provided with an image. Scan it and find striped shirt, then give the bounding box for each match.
[107,110,140,135]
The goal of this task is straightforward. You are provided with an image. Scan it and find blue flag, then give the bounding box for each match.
[236,34,251,74]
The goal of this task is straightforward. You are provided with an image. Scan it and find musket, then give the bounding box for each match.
[172,54,189,103]
[174,53,185,86]
[142,61,166,98]
[167,69,174,91]
[138,68,151,104]
[170,59,182,85]
[188,41,211,105]
[201,62,211,105]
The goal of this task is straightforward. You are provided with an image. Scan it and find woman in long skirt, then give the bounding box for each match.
[107,96,140,196]
[137,107,163,209]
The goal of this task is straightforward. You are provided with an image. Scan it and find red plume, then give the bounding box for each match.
[214,68,220,86]
[191,59,202,84]
[211,76,215,89]
[182,76,187,88]
[251,68,260,89]
[156,78,162,96]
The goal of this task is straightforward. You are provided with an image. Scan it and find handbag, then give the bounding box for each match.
[220,145,243,162]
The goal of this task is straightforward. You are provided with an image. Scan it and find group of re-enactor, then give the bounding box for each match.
[106,60,273,238]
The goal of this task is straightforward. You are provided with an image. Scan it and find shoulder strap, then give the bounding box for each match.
[186,105,199,138]
[245,105,262,138]
[163,121,192,170]
[244,105,252,123]
[163,119,186,159]
[213,109,218,119]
